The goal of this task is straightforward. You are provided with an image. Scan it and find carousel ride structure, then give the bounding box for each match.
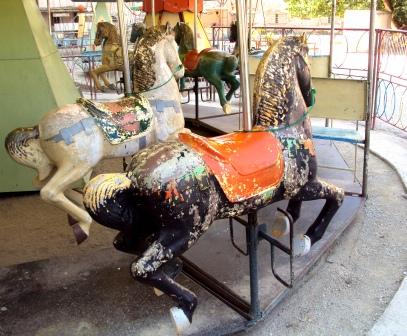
[82,35,344,333]
[5,25,186,245]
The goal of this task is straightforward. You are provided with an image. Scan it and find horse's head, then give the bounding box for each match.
[161,23,184,79]
[94,22,120,46]
[253,34,313,128]
[130,22,146,44]
[229,21,238,43]
[132,24,184,92]
[173,22,194,52]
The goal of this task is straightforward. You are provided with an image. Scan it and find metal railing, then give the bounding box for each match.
[210,25,407,132]
[373,29,407,131]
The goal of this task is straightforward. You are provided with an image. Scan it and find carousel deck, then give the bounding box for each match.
[0,104,364,336]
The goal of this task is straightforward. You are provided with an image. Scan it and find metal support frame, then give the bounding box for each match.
[116,0,132,96]
[181,208,295,322]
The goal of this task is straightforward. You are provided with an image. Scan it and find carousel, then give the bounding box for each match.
[1,0,376,335]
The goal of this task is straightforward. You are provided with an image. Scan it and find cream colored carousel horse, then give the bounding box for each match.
[90,22,124,92]
[5,25,185,244]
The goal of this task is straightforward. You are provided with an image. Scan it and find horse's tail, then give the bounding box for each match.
[5,126,53,181]
[83,173,135,230]
[224,54,238,74]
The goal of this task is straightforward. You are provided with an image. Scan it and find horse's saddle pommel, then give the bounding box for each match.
[184,48,215,72]
[179,131,285,202]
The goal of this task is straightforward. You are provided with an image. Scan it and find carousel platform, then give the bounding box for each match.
[0,106,364,335]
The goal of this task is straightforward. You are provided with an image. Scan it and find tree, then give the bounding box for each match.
[383,0,407,29]
[287,0,386,19]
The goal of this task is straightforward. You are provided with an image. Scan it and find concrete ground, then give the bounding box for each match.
[0,97,406,335]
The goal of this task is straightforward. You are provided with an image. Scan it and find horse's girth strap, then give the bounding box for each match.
[150,100,181,113]
[45,118,95,145]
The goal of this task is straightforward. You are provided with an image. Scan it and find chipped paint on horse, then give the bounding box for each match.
[83,36,344,328]
[5,26,184,244]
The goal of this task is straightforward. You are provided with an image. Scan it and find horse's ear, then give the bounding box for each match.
[165,22,172,35]
[300,33,307,44]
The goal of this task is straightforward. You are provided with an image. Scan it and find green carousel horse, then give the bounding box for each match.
[173,22,240,114]
[90,22,124,92]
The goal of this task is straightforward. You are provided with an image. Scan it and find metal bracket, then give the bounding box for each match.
[258,208,294,288]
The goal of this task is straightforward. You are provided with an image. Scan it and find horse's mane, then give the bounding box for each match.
[253,36,307,127]
[133,26,167,92]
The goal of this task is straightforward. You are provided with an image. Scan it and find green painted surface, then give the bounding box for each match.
[0,0,79,192]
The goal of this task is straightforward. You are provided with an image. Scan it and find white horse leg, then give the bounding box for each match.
[40,164,93,244]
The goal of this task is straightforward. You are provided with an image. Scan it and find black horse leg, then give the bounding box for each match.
[296,179,344,246]
[286,199,302,222]
[130,231,197,322]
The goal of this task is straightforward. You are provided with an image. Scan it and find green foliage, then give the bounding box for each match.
[392,0,407,27]
[287,0,385,19]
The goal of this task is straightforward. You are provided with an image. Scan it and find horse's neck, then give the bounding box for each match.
[255,81,307,133]
[143,56,180,102]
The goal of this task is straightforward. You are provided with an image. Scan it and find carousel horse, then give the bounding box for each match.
[173,22,240,114]
[82,35,344,332]
[5,25,185,244]
[90,22,124,92]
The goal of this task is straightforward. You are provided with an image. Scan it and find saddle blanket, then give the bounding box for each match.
[78,96,153,145]
[179,131,285,202]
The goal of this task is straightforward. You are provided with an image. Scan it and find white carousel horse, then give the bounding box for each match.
[5,25,185,244]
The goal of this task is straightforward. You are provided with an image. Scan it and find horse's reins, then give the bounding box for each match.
[239,87,316,133]
[135,64,184,94]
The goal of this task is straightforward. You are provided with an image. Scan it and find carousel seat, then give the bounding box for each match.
[179,131,285,202]
[183,48,215,72]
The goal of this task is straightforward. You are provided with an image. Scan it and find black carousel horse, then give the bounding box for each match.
[82,35,344,331]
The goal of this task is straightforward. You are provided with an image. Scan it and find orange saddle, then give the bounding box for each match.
[183,48,215,72]
[179,132,285,202]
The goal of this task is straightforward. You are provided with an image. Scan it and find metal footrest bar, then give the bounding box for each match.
[180,256,252,320]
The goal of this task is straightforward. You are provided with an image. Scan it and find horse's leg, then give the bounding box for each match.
[295,179,344,251]
[90,65,111,92]
[224,73,240,102]
[130,231,197,332]
[206,76,230,114]
[40,163,93,244]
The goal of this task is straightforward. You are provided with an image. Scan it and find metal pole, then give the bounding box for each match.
[47,0,52,34]
[247,212,261,320]
[194,0,198,49]
[248,0,252,50]
[371,30,382,129]
[151,0,155,27]
[363,0,377,197]
[236,0,252,131]
[328,0,336,77]
[116,0,132,96]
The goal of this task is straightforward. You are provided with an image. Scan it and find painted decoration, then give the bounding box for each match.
[83,35,344,332]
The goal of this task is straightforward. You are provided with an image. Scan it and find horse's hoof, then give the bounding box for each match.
[293,235,311,257]
[100,86,108,92]
[72,223,89,245]
[223,103,232,115]
[108,83,116,90]
[270,211,290,238]
[170,307,191,335]
[67,214,78,227]
[153,288,164,296]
